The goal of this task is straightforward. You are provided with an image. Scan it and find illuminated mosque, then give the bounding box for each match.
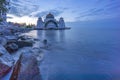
[36,13,66,29]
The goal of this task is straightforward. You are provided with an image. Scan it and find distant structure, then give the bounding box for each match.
[0,0,10,25]
[36,13,66,29]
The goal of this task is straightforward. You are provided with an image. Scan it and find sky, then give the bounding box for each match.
[7,0,120,24]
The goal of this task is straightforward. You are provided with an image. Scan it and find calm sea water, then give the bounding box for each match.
[30,24,120,80]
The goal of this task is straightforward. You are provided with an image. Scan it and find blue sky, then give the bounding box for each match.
[7,0,120,24]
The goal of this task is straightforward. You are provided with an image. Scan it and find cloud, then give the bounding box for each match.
[8,0,120,23]
[7,16,13,19]
[76,0,120,21]
[29,9,64,18]
[9,0,40,17]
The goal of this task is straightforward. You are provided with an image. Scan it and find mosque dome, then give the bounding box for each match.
[46,13,54,19]
[38,17,42,20]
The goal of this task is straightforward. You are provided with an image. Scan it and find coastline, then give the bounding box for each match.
[34,27,71,30]
[0,26,44,80]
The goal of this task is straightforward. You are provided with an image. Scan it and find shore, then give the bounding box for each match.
[0,25,44,80]
[34,27,71,30]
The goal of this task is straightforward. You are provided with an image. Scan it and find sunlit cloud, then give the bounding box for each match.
[7,14,37,25]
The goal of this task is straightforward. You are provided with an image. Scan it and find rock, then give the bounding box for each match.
[0,63,12,78]
[0,37,7,46]
[0,45,14,78]
[5,35,18,42]
[0,45,14,66]
[10,53,42,80]
[18,36,26,40]
[32,47,44,62]
[16,41,33,48]
[33,38,40,41]
[0,29,12,35]
[0,45,8,56]
[5,43,18,53]
[18,35,32,41]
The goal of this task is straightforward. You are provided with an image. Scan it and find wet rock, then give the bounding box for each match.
[18,35,26,40]
[0,63,12,78]
[10,53,42,80]
[0,45,14,78]
[5,35,18,43]
[32,47,44,62]
[0,45,14,65]
[0,45,8,56]
[18,35,32,41]
[34,38,40,41]
[0,29,12,35]
[5,43,18,53]
[0,37,7,46]
[16,41,33,48]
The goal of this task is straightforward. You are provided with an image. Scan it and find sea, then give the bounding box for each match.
[29,21,120,80]
[3,21,120,80]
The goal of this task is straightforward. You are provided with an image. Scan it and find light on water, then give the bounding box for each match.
[27,25,120,80]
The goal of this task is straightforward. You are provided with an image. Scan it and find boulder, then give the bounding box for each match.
[10,53,42,80]
[0,63,12,78]
[0,45,6,56]
[0,37,7,46]
[0,45,14,78]
[5,43,18,53]
[16,41,33,48]
[0,45,14,66]
[5,35,18,43]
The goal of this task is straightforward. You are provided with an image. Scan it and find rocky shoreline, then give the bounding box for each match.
[0,26,43,80]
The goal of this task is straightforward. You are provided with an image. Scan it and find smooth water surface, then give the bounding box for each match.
[29,25,120,80]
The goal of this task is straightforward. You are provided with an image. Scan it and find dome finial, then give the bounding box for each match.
[46,12,54,18]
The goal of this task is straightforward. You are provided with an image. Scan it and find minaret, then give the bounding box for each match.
[59,17,65,29]
[36,17,44,29]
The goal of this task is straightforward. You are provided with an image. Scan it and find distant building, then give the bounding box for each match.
[36,13,66,29]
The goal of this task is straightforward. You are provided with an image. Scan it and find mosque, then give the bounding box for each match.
[36,13,66,29]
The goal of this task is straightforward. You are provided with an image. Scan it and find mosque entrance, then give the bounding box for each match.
[45,20,58,29]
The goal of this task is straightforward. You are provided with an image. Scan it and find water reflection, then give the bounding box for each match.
[37,30,66,43]
[35,27,120,80]
[58,30,66,42]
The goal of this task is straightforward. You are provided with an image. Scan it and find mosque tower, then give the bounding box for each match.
[36,17,44,29]
[59,17,65,29]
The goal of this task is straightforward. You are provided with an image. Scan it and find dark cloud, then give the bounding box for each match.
[9,0,66,18]
[30,9,63,18]
[8,0,120,22]
[7,16,13,19]
[77,8,105,18]
[9,0,40,17]
[76,0,120,20]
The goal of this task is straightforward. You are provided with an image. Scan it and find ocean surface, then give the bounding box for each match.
[29,24,120,80]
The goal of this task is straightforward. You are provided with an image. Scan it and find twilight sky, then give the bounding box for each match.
[7,0,120,24]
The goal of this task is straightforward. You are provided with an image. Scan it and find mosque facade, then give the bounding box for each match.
[36,13,66,29]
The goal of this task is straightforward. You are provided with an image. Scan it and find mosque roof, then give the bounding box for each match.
[46,13,54,19]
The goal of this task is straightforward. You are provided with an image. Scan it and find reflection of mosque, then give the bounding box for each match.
[37,30,65,43]
[36,13,66,29]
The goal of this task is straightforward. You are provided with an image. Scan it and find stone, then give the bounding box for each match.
[0,37,7,46]
[10,53,42,80]
[16,41,33,48]
[5,43,18,53]
[0,63,12,78]
[0,45,14,78]
[5,35,18,42]
[0,45,8,56]
[0,45,14,67]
